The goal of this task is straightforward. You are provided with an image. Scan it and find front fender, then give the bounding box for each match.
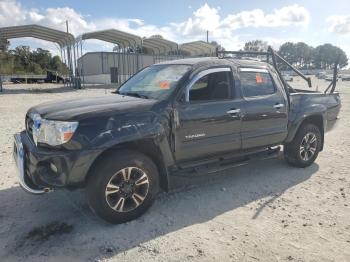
[94,119,167,149]
[74,110,164,148]
[73,111,176,189]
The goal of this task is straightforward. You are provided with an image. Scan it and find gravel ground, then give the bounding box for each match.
[0,77,349,262]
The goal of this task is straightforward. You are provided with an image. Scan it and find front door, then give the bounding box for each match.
[174,67,243,162]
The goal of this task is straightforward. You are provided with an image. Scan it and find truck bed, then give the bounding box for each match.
[289,90,341,132]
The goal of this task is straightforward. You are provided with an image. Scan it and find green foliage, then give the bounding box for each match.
[0,44,69,75]
[313,44,348,69]
[210,41,225,52]
[242,40,348,69]
[243,40,268,52]
[0,39,10,52]
[277,41,347,69]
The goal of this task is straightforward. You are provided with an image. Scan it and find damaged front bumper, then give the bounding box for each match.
[13,133,52,194]
[13,131,101,194]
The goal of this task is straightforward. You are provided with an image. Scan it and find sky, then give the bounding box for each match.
[0,0,350,59]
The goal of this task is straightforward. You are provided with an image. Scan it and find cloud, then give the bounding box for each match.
[0,0,92,34]
[171,4,310,49]
[221,4,310,29]
[327,15,350,34]
[171,4,221,37]
[0,0,311,53]
[172,4,310,36]
[0,0,26,25]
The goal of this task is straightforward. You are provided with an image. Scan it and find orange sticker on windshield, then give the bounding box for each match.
[158,80,170,89]
[256,74,263,84]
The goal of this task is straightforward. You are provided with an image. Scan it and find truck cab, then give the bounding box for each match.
[171,58,289,161]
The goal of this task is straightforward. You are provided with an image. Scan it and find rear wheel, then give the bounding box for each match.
[86,150,159,224]
[284,123,322,168]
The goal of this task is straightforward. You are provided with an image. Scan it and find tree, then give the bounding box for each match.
[278,42,298,68]
[149,35,163,39]
[210,41,225,51]
[50,55,69,75]
[277,42,348,70]
[295,42,314,69]
[0,46,69,74]
[13,46,32,68]
[33,48,51,69]
[0,52,15,74]
[243,40,268,52]
[0,39,10,52]
[337,48,348,69]
[313,44,348,69]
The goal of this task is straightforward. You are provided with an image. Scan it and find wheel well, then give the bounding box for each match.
[299,115,324,150]
[85,140,169,191]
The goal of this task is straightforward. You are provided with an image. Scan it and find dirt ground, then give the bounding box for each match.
[0,77,349,262]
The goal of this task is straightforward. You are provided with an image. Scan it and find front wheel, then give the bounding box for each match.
[284,123,322,168]
[86,150,159,224]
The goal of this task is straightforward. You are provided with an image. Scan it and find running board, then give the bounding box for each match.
[173,147,280,177]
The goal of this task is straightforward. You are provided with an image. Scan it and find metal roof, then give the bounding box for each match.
[180,41,216,56]
[81,29,142,48]
[0,24,74,47]
[142,37,178,55]
[0,24,217,57]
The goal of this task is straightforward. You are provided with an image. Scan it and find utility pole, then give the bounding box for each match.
[66,20,73,86]
[66,20,69,35]
[206,31,209,43]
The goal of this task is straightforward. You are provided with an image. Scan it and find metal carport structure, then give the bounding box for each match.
[180,41,216,56]
[0,24,76,87]
[142,37,179,63]
[77,29,142,86]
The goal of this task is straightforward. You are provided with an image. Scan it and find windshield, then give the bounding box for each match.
[117,64,191,100]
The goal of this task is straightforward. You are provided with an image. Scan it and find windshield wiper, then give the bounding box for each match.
[120,92,149,99]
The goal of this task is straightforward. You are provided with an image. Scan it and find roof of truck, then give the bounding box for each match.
[157,57,269,69]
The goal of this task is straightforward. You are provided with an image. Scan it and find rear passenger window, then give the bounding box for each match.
[240,72,275,97]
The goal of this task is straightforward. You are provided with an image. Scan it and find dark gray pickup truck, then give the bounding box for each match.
[13,49,341,223]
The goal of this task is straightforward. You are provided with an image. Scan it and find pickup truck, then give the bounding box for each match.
[13,52,341,224]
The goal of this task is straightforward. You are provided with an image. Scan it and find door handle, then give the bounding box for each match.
[227,109,241,117]
[273,103,284,109]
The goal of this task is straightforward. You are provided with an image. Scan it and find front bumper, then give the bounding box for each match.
[13,131,100,192]
[13,133,51,194]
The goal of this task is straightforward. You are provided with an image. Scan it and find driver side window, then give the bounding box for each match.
[188,69,232,102]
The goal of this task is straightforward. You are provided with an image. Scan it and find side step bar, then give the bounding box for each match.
[173,147,281,177]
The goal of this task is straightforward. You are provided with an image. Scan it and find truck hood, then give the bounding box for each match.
[29,94,157,121]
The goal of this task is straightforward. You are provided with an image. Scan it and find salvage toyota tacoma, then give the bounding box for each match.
[13,48,341,223]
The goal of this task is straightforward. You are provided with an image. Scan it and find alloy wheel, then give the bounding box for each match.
[299,132,317,161]
[105,167,150,212]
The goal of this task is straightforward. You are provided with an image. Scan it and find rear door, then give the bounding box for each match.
[239,68,288,149]
[174,67,244,162]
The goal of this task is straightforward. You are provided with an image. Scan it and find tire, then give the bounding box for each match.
[284,123,322,168]
[86,150,159,224]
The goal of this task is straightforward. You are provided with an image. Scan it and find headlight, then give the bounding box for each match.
[31,113,78,146]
